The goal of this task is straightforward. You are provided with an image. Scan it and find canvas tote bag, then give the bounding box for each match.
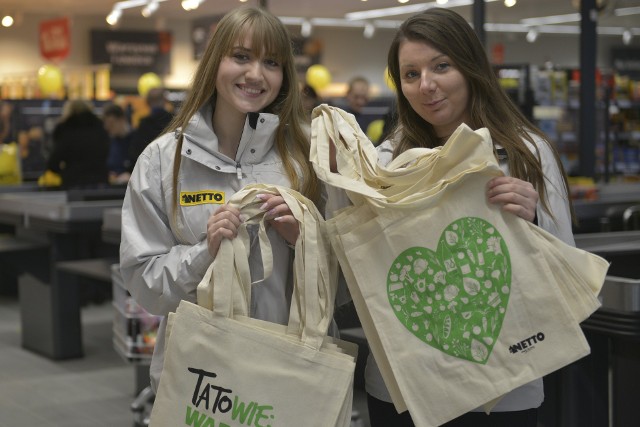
[310,105,608,426]
[150,184,356,427]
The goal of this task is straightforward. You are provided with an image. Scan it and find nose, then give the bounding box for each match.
[419,71,436,93]
[245,60,264,82]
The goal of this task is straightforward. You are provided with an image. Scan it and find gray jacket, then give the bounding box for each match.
[120,104,298,390]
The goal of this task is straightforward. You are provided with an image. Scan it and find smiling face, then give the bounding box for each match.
[398,39,471,140]
[214,32,283,119]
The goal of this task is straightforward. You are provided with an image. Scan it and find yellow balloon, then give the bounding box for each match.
[306,64,331,91]
[384,66,396,91]
[366,119,385,144]
[137,72,163,97]
[37,64,63,97]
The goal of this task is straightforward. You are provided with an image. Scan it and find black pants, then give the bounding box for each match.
[367,394,538,427]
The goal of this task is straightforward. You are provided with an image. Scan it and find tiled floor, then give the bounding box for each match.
[0,296,370,427]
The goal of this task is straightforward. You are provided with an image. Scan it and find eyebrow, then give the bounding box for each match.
[399,53,448,69]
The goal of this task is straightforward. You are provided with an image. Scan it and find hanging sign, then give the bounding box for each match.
[39,17,71,61]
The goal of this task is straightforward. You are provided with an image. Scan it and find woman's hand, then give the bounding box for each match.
[257,193,300,246]
[486,176,538,223]
[207,205,243,258]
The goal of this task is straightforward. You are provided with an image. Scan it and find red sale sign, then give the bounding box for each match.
[40,17,70,61]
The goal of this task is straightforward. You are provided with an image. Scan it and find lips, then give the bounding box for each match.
[427,98,444,108]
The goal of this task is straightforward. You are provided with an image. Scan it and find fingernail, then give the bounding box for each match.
[274,216,283,222]
[239,214,247,223]
[260,203,268,210]
[256,194,267,201]
[268,209,277,216]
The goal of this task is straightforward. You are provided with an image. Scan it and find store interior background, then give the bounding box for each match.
[1,1,640,427]
[1,0,639,181]
[1,0,639,92]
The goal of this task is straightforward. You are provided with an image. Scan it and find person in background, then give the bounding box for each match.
[0,101,13,144]
[130,87,174,166]
[301,83,320,117]
[344,75,371,130]
[119,6,322,393]
[17,127,46,178]
[103,103,134,184]
[362,8,574,427]
[46,100,109,189]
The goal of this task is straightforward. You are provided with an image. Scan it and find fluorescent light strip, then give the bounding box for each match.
[111,0,168,12]
[520,13,580,25]
[280,16,639,37]
[522,6,640,26]
[345,0,499,21]
[615,6,640,16]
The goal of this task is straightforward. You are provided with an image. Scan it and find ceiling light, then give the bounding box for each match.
[301,20,312,37]
[526,28,539,43]
[1,15,14,27]
[346,0,500,20]
[504,0,517,7]
[521,13,581,26]
[615,6,640,16]
[106,9,122,26]
[436,0,449,4]
[181,0,202,11]
[363,22,376,38]
[398,0,409,4]
[141,1,159,17]
[622,29,632,45]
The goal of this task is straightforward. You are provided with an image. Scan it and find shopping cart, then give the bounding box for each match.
[111,264,160,427]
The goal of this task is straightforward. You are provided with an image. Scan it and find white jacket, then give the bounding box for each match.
[366,131,575,412]
[120,104,299,391]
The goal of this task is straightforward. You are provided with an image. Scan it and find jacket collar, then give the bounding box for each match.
[180,103,280,167]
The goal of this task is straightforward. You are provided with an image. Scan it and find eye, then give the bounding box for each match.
[264,58,280,68]
[402,70,419,80]
[232,52,250,62]
[434,62,450,72]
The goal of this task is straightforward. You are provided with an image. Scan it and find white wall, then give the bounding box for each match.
[0,12,636,97]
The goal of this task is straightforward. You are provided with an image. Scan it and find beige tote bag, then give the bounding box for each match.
[312,105,608,426]
[150,184,356,427]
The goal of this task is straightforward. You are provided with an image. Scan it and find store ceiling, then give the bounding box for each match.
[4,0,640,30]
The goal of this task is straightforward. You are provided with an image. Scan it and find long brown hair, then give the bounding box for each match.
[167,7,320,216]
[387,7,573,219]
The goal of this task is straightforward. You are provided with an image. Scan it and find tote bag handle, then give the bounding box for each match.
[197,184,336,350]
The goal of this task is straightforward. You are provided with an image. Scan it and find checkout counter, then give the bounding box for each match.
[0,187,124,360]
[551,180,640,427]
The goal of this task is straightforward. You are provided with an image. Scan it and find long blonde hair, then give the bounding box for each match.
[387,8,573,220]
[168,7,320,216]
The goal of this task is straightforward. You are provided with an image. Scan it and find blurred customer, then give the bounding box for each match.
[131,87,174,165]
[344,76,370,130]
[301,83,320,116]
[0,101,13,143]
[17,127,47,178]
[103,103,134,184]
[46,100,109,189]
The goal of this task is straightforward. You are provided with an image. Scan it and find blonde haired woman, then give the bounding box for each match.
[119,7,321,392]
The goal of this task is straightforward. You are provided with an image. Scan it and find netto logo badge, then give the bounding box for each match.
[509,332,545,354]
[180,190,225,206]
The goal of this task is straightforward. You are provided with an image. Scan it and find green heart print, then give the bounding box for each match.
[387,217,511,364]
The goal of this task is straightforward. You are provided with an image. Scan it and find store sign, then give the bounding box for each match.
[612,48,640,79]
[91,30,172,76]
[39,17,70,61]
